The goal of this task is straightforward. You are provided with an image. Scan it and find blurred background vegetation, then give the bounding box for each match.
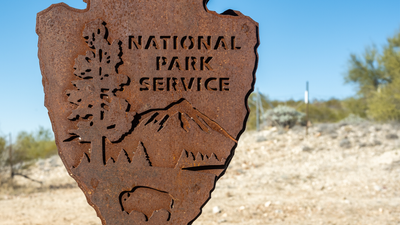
[0,29,399,180]
[0,127,57,183]
[247,29,400,130]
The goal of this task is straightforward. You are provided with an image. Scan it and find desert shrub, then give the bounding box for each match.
[0,128,57,179]
[367,77,400,121]
[298,104,345,123]
[295,98,350,123]
[343,29,400,122]
[264,105,305,128]
[340,114,368,124]
[341,97,368,118]
[245,95,370,130]
[14,127,57,161]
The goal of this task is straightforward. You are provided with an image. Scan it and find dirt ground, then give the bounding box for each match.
[1,122,400,225]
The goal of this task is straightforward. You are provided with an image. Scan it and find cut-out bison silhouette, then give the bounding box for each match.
[120,187,174,219]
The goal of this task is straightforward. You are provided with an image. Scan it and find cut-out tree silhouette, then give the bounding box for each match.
[66,19,134,165]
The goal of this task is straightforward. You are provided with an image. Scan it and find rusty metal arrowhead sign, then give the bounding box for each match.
[36,0,259,224]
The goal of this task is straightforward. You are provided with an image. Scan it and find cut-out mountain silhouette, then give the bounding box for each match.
[140,99,237,142]
[119,99,237,176]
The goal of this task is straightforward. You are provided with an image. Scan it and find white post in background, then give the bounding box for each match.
[305,81,309,136]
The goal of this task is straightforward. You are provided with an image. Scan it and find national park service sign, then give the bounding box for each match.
[36,0,259,224]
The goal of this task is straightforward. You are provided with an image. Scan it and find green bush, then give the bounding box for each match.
[245,95,370,130]
[0,127,57,180]
[341,97,368,118]
[264,105,305,128]
[343,29,400,122]
[14,127,58,161]
[298,101,348,123]
[367,78,400,121]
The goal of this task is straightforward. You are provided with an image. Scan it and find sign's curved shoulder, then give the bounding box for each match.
[37,0,259,224]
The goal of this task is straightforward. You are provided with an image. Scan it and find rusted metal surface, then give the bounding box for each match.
[36,0,259,224]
